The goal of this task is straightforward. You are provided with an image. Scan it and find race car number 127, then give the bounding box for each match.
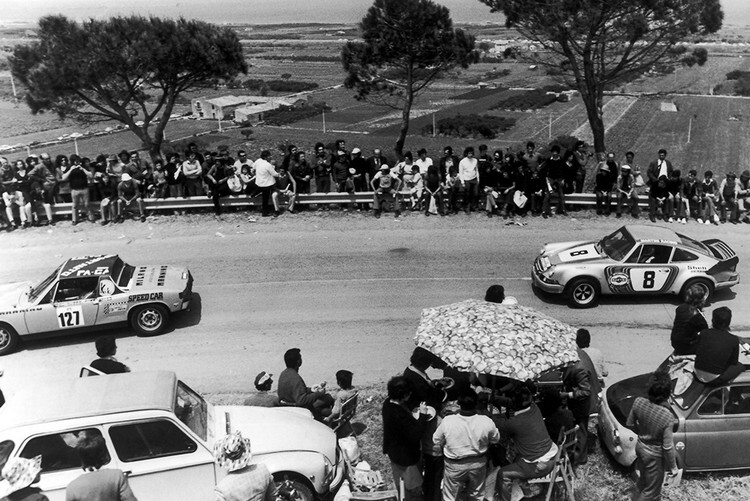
[57,305,84,328]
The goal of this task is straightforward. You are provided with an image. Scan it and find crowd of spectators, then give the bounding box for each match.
[2,140,750,230]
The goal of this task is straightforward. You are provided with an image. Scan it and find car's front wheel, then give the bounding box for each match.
[680,278,714,305]
[130,304,169,336]
[565,277,600,308]
[0,323,19,356]
[273,474,315,501]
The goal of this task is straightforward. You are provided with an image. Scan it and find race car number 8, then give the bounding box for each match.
[570,250,588,256]
[642,271,655,289]
[57,306,84,328]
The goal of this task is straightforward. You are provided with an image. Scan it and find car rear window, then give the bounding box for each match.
[20,428,106,473]
[109,420,197,463]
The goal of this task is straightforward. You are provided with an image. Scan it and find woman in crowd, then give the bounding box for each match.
[213,431,276,501]
[55,154,72,203]
[458,146,479,213]
[670,284,708,355]
[0,456,47,501]
[626,371,679,501]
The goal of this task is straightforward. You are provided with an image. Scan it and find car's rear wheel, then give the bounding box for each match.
[680,278,714,305]
[0,324,19,356]
[130,304,169,336]
[565,277,600,308]
[273,474,315,501]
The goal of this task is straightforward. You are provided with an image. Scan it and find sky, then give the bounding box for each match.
[2,0,747,26]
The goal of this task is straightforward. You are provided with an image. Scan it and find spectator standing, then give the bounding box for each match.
[350,148,370,211]
[117,173,146,223]
[244,371,280,407]
[646,149,673,187]
[105,154,124,182]
[66,435,138,501]
[233,150,254,175]
[542,145,567,215]
[186,142,205,164]
[281,144,297,172]
[119,150,141,185]
[55,155,72,203]
[90,336,130,374]
[150,160,168,199]
[422,165,444,217]
[626,371,679,501]
[382,376,430,501]
[367,148,391,178]
[438,146,460,184]
[670,284,708,356]
[594,162,614,216]
[64,155,94,225]
[694,307,744,385]
[291,151,314,196]
[576,328,608,385]
[254,150,280,217]
[738,169,750,222]
[458,147,480,213]
[433,389,500,501]
[615,164,639,218]
[165,153,184,199]
[313,143,332,197]
[213,431,275,501]
[182,151,204,196]
[572,140,591,193]
[403,347,447,411]
[561,347,600,465]
[29,153,57,224]
[277,348,334,418]
[1,159,28,229]
[521,142,543,176]
[415,148,433,175]
[0,456,48,501]
[331,150,352,198]
[538,389,575,443]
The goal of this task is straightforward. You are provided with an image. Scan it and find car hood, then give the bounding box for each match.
[214,405,335,461]
[128,265,189,292]
[606,373,651,427]
[545,240,604,265]
[0,282,32,308]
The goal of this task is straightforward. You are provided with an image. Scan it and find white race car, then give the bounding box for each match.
[532,225,739,308]
[0,255,192,355]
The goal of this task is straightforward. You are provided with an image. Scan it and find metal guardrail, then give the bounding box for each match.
[48,191,651,216]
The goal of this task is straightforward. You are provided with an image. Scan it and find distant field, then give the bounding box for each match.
[624,54,750,95]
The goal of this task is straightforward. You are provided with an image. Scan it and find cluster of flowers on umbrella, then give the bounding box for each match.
[415,300,579,381]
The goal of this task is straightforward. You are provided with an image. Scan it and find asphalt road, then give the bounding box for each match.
[1,211,748,399]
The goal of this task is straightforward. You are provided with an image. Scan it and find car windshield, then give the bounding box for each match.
[676,233,711,257]
[110,258,135,288]
[29,265,62,302]
[598,228,635,261]
[175,381,208,441]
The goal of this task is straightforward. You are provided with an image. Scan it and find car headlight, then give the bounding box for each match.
[323,454,334,485]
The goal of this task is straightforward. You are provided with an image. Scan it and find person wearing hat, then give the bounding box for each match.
[370,163,401,218]
[66,435,137,501]
[214,431,276,501]
[594,160,614,216]
[116,172,146,223]
[244,372,280,407]
[0,456,47,501]
[615,164,639,218]
[90,336,130,374]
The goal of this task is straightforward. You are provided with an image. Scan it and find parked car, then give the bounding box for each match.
[0,371,344,501]
[598,352,750,471]
[0,255,193,355]
[532,224,739,308]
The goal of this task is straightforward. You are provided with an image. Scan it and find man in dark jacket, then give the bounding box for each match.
[695,307,744,385]
[90,336,130,374]
[277,348,333,419]
[561,348,601,465]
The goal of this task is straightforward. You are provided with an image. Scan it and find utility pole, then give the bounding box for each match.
[322,110,327,134]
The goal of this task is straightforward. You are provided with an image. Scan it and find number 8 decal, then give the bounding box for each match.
[570,250,588,257]
[643,271,655,289]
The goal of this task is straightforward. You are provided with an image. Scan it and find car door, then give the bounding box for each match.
[24,276,101,333]
[622,244,679,294]
[96,277,131,326]
[105,418,216,501]
[17,427,110,501]
[683,385,750,470]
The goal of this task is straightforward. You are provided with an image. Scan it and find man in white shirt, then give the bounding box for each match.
[434,389,500,501]
[415,148,433,175]
[254,150,280,217]
[646,149,673,187]
[233,150,254,173]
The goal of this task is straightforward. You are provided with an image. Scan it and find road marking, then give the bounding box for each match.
[198,276,533,287]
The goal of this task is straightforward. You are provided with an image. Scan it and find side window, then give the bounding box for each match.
[697,388,724,416]
[672,248,699,263]
[625,245,643,263]
[20,428,106,473]
[109,420,197,463]
[726,385,750,415]
[637,245,672,264]
[54,277,100,302]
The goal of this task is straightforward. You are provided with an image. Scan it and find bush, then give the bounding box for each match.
[263,102,331,126]
[692,48,708,66]
[266,80,319,92]
[490,89,557,110]
[422,114,516,139]
[682,55,697,67]
[736,75,750,97]
[726,70,748,80]
[243,79,265,90]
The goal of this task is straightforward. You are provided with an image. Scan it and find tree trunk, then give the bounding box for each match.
[579,87,606,155]
[394,91,414,158]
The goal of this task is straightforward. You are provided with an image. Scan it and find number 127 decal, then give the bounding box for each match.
[57,305,84,328]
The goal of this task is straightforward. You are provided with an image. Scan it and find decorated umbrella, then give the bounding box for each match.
[415,299,579,381]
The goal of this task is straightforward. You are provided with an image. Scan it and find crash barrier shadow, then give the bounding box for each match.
[48,192,653,216]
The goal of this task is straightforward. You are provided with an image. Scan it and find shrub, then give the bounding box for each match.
[692,48,708,66]
[422,114,516,139]
[726,70,747,80]
[682,55,697,67]
[243,79,265,90]
[263,102,331,126]
[266,80,319,92]
[490,89,557,110]
[736,74,750,97]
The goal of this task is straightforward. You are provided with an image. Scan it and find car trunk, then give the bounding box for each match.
[606,373,651,427]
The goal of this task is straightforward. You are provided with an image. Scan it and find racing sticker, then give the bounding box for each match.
[605,266,678,294]
[557,244,598,263]
[103,302,127,315]
[56,305,84,328]
[127,292,163,302]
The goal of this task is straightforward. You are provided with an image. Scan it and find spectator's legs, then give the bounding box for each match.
[603,193,611,215]
[595,192,604,215]
[631,193,640,218]
[70,190,81,224]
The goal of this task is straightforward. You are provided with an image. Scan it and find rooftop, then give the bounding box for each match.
[624,225,679,244]
[58,255,120,279]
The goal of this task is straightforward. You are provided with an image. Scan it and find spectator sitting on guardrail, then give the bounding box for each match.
[718,172,741,224]
[648,175,670,223]
[149,160,168,199]
[97,172,117,225]
[272,165,297,214]
[423,164,444,217]
[116,173,145,223]
[700,170,719,225]
[615,164,639,219]
[371,164,401,218]
[291,150,313,197]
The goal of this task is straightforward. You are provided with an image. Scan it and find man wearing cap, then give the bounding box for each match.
[244,372,280,407]
[370,163,402,218]
[214,431,276,501]
[615,163,639,218]
[117,173,146,223]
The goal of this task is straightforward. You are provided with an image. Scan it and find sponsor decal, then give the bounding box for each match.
[127,292,163,302]
[608,273,629,287]
[60,256,113,278]
[56,305,84,328]
[0,307,42,316]
[103,302,127,315]
[686,265,707,272]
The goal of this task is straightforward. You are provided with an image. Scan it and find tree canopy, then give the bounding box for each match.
[480,0,723,153]
[11,15,247,160]
[342,0,476,155]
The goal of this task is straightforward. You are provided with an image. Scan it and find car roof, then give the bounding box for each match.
[0,371,176,430]
[623,225,680,245]
[58,255,121,279]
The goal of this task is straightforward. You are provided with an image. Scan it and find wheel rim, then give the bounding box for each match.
[574,283,595,304]
[138,308,163,331]
[0,328,9,350]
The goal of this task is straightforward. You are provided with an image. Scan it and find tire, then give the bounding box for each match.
[680,278,714,305]
[130,304,169,336]
[0,323,19,356]
[273,474,315,501]
[565,277,600,308]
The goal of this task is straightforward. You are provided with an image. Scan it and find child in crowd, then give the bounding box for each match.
[326,370,356,423]
[406,165,423,211]
[150,160,168,199]
[700,170,719,225]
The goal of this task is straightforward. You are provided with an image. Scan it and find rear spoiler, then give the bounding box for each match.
[702,239,737,261]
